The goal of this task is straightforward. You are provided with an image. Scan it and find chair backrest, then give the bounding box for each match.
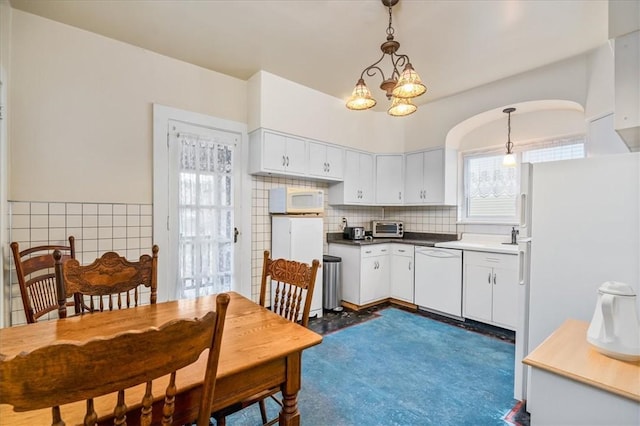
[10,237,78,324]
[0,292,230,426]
[54,245,159,318]
[258,250,320,327]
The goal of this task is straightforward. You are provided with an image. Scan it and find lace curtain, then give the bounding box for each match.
[466,155,518,218]
[178,132,234,299]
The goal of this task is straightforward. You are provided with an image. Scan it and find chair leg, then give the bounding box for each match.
[214,415,226,426]
[259,399,268,425]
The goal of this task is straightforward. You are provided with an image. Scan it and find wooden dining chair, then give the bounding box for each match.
[0,292,230,426]
[10,236,81,323]
[54,245,159,318]
[213,250,320,426]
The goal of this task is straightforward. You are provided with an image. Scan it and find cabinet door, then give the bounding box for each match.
[343,150,362,203]
[325,145,344,179]
[464,263,493,322]
[372,254,390,302]
[492,265,518,329]
[375,155,404,205]
[360,256,379,304]
[359,153,375,204]
[404,152,424,204]
[307,141,328,177]
[390,254,414,302]
[284,135,307,174]
[423,149,444,203]
[262,132,288,172]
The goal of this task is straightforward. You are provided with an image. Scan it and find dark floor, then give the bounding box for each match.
[308,302,531,426]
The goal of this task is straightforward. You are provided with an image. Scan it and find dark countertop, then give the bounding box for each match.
[326,232,458,247]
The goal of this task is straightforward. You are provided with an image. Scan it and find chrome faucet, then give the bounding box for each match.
[511,227,519,244]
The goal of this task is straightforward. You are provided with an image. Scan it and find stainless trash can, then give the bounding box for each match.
[322,255,342,311]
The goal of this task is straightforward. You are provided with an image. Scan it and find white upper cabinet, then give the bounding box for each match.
[329,150,374,205]
[375,154,404,205]
[404,148,457,205]
[307,140,344,181]
[249,129,344,180]
[249,129,307,176]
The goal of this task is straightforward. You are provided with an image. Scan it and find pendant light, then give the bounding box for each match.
[503,107,517,167]
[346,0,426,117]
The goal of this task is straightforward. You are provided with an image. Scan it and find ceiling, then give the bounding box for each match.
[9,0,609,110]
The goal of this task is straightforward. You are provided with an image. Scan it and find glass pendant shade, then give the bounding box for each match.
[387,97,417,116]
[392,63,427,99]
[346,79,377,110]
[503,152,516,167]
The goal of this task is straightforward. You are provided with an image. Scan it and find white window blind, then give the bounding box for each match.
[522,141,584,163]
[465,154,518,219]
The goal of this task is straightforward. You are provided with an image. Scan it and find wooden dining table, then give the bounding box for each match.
[0,291,323,425]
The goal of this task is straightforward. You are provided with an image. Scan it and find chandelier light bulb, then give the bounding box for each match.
[388,97,417,116]
[346,79,377,110]
[392,63,427,99]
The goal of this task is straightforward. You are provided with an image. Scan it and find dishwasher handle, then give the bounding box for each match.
[416,249,460,259]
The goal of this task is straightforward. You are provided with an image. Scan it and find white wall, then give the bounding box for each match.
[247,70,404,153]
[9,9,247,204]
[404,54,590,151]
[459,109,586,152]
[0,0,12,328]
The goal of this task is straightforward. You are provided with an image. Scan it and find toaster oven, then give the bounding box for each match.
[371,220,404,238]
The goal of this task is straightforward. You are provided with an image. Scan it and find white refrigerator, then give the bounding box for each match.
[271,215,324,318]
[515,152,640,401]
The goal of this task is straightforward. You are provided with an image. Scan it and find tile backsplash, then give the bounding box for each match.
[7,201,153,326]
[251,176,461,300]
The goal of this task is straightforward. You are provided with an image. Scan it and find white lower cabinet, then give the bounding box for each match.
[360,246,390,304]
[330,243,415,307]
[463,251,518,330]
[389,244,414,303]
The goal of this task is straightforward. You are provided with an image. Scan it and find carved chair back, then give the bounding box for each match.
[212,251,319,425]
[54,246,159,318]
[0,293,230,426]
[10,236,80,323]
[259,249,320,328]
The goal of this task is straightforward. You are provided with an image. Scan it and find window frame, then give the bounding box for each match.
[460,135,586,225]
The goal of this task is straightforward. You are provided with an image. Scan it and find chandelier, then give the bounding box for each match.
[346,0,426,117]
[503,107,517,167]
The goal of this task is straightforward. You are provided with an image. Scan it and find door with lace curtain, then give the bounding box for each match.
[168,121,240,299]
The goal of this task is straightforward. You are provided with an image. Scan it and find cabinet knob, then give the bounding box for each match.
[488,273,492,284]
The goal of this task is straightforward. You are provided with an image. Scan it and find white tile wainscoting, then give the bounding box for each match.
[7,189,463,325]
[7,201,153,326]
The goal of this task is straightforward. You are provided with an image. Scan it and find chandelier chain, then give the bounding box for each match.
[386,4,394,37]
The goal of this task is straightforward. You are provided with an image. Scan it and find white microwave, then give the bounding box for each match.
[269,187,324,214]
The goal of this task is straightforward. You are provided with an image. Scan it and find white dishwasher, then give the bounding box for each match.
[414,247,462,318]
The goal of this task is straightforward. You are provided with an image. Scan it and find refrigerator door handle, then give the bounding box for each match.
[519,193,527,229]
